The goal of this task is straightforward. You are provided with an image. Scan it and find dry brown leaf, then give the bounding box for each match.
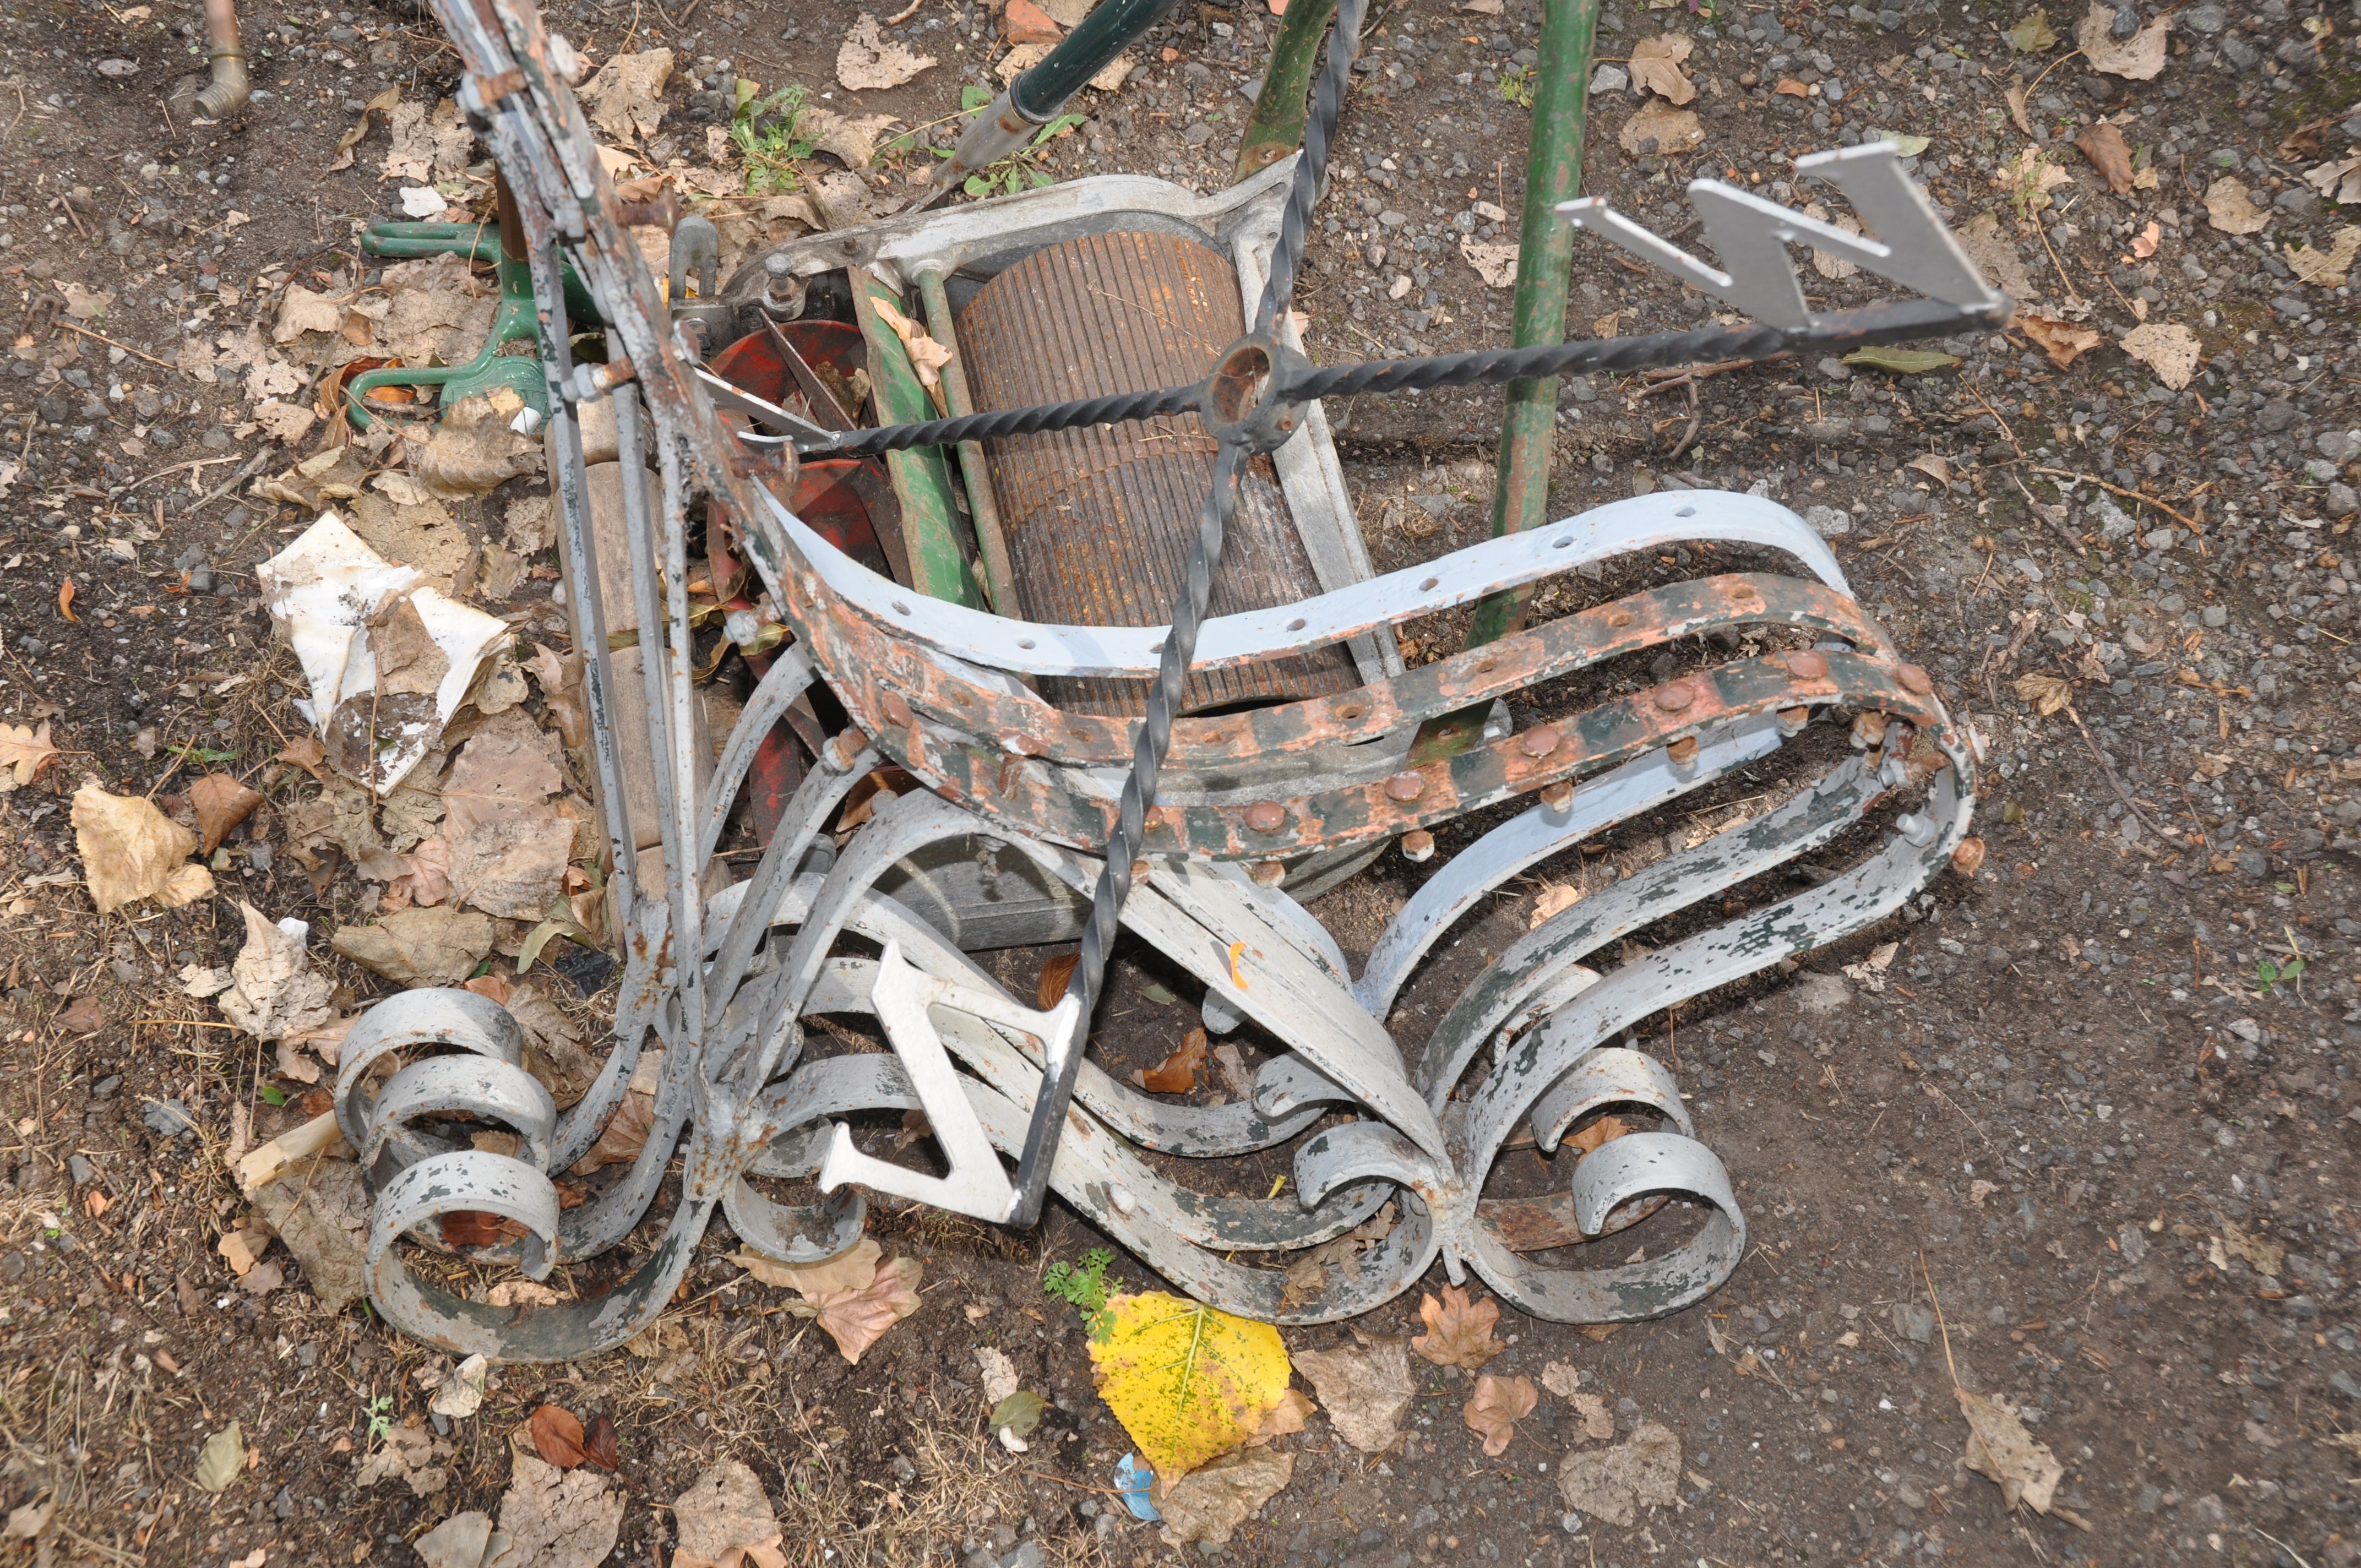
[1411,1285,1504,1369]
[1246,1387,1316,1446]
[1037,952,1079,1009]
[278,735,331,783]
[191,772,264,855]
[2204,177,2271,236]
[2004,84,2033,137]
[2019,313,2104,368]
[570,1051,661,1174]
[2129,220,2161,258]
[1460,239,1520,288]
[2286,227,2361,287]
[72,781,211,914]
[0,722,60,786]
[357,1421,454,1498]
[580,49,673,140]
[1565,1113,1633,1156]
[2013,672,2076,716]
[1628,34,1696,105]
[220,901,336,1042]
[2073,122,2134,195]
[671,1460,787,1568]
[1774,78,1811,97]
[810,1254,923,1364]
[1958,1387,2063,1512]
[497,1453,622,1568]
[1462,1375,1538,1457]
[730,1235,883,1297]
[1141,1027,1211,1095]
[2220,1219,2284,1277]
[58,995,105,1033]
[1568,1390,1617,1441]
[837,14,937,90]
[2119,320,2202,390]
[1147,1446,1293,1548]
[413,391,543,498]
[1528,882,1581,927]
[1618,102,1703,156]
[1292,1340,1415,1453]
[2075,0,2169,79]
[330,904,496,987]
[869,297,953,390]
[1558,1420,1680,1526]
[530,1404,590,1469]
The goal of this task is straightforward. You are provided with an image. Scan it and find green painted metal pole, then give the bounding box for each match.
[1410,0,1598,765]
[1234,0,1339,179]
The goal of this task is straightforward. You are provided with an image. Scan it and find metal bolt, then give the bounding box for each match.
[1652,679,1696,712]
[1539,781,1574,812]
[824,731,863,772]
[1776,704,1811,737]
[1131,858,1152,879]
[1384,771,1426,803]
[1249,860,1288,886]
[1400,830,1436,863]
[1851,710,1890,750]
[1245,801,1287,833]
[1897,663,1934,696]
[1784,649,1829,679]
[1667,736,1699,771]
[1520,726,1561,758]
[880,691,913,728]
[1606,609,1634,629]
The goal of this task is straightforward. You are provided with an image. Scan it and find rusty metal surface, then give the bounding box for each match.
[958,228,1354,715]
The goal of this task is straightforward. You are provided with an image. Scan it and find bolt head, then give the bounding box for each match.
[1784,649,1829,679]
[1383,770,1427,803]
[1652,678,1697,712]
[880,691,913,728]
[1539,781,1574,812]
[1520,726,1562,758]
[1249,860,1288,886]
[1400,829,1436,863]
[1245,801,1287,833]
[1897,662,1934,696]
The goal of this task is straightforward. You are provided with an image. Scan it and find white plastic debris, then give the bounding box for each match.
[258,513,509,795]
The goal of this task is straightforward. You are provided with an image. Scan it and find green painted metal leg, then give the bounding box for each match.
[1409,0,1599,766]
[1234,0,1340,179]
[346,177,562,429]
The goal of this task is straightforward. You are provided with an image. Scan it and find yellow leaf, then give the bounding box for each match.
[1087,1292,1291,1482]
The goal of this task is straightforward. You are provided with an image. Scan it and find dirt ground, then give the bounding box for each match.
[1,0,2358,1562]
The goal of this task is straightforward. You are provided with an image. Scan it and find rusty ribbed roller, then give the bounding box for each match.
[958,228,1357,716]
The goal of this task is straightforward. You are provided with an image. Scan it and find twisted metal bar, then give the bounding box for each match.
[803,296,1996,459]
[1002,0,1369,1226]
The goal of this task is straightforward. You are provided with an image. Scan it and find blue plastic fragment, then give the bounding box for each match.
[1113,1452,1160,1522]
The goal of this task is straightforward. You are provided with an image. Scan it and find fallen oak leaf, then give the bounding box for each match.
[1291,1339,1414,1453]
[809,1253,923,1364]
[1462,1374,1538,1457]
[0,722,60,786]
[2019,313,2104,369]
[1410,1284,1504,1369]
[1957,1387,2063,1512]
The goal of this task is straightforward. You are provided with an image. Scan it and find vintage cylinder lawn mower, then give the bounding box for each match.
[330,0,2003,1359]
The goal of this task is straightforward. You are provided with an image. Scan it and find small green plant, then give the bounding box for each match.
[257,1083,288,1107]
[1497,65,1536,109]
[2256,955,2305,995]
[1043,1246,1122,1332]
[731,79,819,195]
[364,1394,394,1445]
[943,109,1086,199]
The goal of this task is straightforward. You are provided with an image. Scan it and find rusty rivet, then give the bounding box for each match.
[1245,801,1287,833]
[1539,781,1574,812]
[1132,858,1153,879]
[1777,705,1811,734]
[1652,679,1697,712]
[1400,830,1436,863]
[1852,710,1890,749]
[1784,649,1829,679]
[1950,836,1987,879]
[1897,663,1934,696]
[1606,609,1634,629]
[880,692,912,728]
[1667,736,1700,769]
[1384,771,1427,803]
[1250,860,1288,886]
[1520,726,1562,759]
[1336,701,1366,721]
